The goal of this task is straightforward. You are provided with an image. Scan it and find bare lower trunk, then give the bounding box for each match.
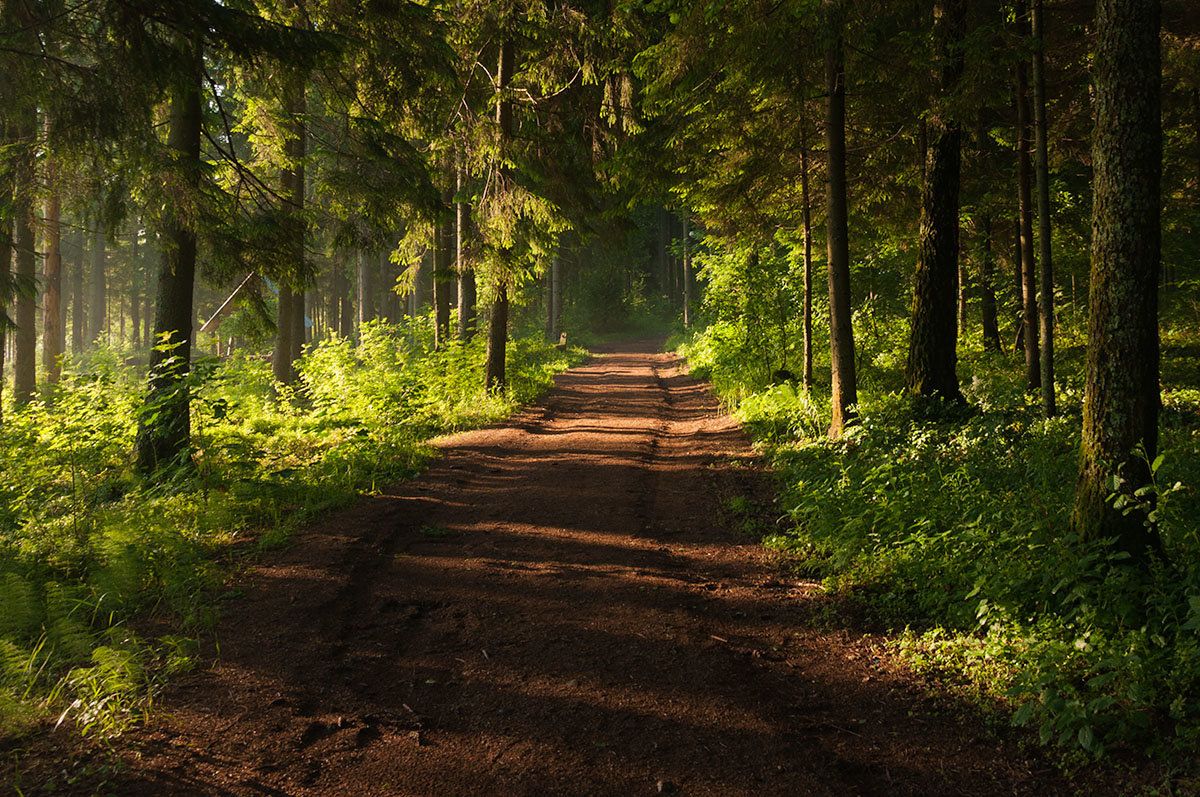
[801,127,814,392]
[130,225,141,352]
[824,1,858,435]
[906,0,966,402]
[0,185,10,421]
[43,130,63,385]
[456,163,476,341]
[13,170,36,407]
[89,218,106,345]
[979,215,1002,351]
[435,182,454,347]
[1072,0,1162,561]
[486,34,515,390]
[485,285,508,390]
[357,249,376,329]
[135,46,202,473]
[1015,2,1041,390]
[273,74,306,384]
[1031,0,1056,416]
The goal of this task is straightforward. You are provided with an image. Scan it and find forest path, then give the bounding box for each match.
[88,343,1058,796]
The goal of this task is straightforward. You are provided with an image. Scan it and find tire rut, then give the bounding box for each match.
[38,341,1068,797]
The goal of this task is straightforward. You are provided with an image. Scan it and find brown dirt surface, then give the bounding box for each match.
[10,343,1076,795]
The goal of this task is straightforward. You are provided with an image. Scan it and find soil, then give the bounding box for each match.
[10,343,1075,795]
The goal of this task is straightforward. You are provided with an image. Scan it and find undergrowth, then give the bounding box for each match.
[679,297,1200,766]
[0,317,583,741]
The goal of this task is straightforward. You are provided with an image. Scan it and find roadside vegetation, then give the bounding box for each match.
[680,285,1200,763]
[0,320,581,739]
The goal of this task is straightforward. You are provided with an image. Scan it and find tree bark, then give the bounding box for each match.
[485,34,515,391]
[801,125,814,392]
[273,287,297,381]
[356,248,376,329]
[0,146,11,421]
[979,215,1002,351]
[89,217,106,345]
[1031,0,1056,415]
[42,117,63,385]
[272,74,306,384]
[71,225,85,354]
[434,180,454,347]
[906,0,966,402]
[136,45,202,473]
[824,0,857,436]
[544,257,555,341]
[130,224,141,352]
[456,162,476,341]
[959,261,969,334]
[1015,2,1041,390]
[552,248,562,339]
[681,215,692,328]
[12,123,36,407]
[1072,0,1162,560]
[141,233,154,348]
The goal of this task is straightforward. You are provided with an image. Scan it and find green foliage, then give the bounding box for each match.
[0,324,581,740]
[687,310,1200,762]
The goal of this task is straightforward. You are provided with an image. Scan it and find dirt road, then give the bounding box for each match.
[64,343,1060,795]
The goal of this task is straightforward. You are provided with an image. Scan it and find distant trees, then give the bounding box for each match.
[0,0,1182,551]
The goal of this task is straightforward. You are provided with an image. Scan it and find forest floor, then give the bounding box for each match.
[11,342,1086,796]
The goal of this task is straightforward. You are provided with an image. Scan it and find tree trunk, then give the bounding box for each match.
[1072,0,1162,560]
[456,162,476,341]
[486,34,515,391]
[958,260,968,334]
[130,224,141,351]
[1012,217,1024,352]
[136,46,202,473]
[357,249,376,329]
[272,75,306,384]
[434,182,454,347]
[1015,2,1041,390]
[12,135,36,407]
[979,215,1002,351]
[906,0,966,402]
[662,208,672,295]
[332,252,352,337]
[801,125,814,392]
[379,251,399,322]
[681,215,692,328]
[824,0,858,436]
[0,157,11,421]
[1031,0,1056,415]
[89,217,106,345]
[551,249,562,339]
[485,284,508,390]
[71,225,85,354]
[545,259,556,341]
[43,147,63,385]
[273,288,296,382]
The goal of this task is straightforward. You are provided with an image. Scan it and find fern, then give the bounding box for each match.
[0,572,40,638]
